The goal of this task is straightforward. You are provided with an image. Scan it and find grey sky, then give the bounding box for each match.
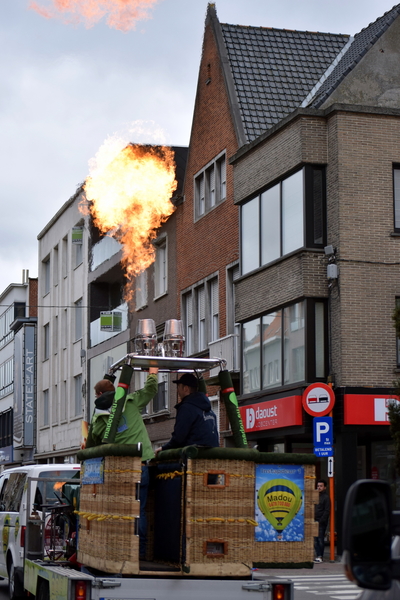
[0,0,396,294]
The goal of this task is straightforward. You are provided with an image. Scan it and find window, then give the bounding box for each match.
[0,358,13,398]
[197,286,206,351]
[209,278,219,342]
[227,264,240,336]
[74,375,82,417]
[152,374,169,413]
[242,300,326,394]
[0,473,26,512]
[62,309,68,349]
[53,315,58,354]
[52,384,58,424]
[241,166,326,275]
[43,389,49,426]
[53,245,59,286]
[0,303,24,349]
[183,292,193,355]
[194,152,226,220]
[154,236,167,297]
[72,225,83,267]
[43,323,50,360]
[43,257,51,295]
[136,271,148,310]
[0,409,12,447]
[60,380,67,422]
[394,167,400,231]
[183,276,219,354]
[62,236,68,278]
[74,298,83,341]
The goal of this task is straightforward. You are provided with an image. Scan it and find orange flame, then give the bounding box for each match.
[83,143,177,304]
[29,0,161,31]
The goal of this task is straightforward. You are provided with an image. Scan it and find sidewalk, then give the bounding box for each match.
[254,551,345,578]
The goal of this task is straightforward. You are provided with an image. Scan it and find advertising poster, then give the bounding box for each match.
[255,464,304,542]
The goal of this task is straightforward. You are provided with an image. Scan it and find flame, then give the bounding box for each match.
[29,0,161,31]
[83,142,177,304]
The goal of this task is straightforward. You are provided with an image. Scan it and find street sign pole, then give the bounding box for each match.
[303,382,336,562]
[328,409,335,562]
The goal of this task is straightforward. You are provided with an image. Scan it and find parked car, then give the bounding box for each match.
[0,463,80,599]
[342,479,400,599]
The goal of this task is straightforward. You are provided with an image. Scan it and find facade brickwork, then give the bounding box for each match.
[233,115,328,204]
[326,110,400,388]
[176,17,240,339]
[235,252,327,323]
[233,107,400,391]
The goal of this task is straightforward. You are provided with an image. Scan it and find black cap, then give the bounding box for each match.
[172,373,199,388]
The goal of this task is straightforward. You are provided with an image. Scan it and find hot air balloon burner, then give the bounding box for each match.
[162,319,185,357]
[133,318,158,356]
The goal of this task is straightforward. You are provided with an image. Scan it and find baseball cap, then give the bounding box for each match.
[172,373,199,388]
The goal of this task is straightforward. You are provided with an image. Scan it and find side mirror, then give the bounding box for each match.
[342,479,392,590]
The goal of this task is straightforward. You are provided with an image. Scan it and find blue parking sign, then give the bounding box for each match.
[313,416,333,457]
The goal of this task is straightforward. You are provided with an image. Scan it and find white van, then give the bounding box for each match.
[0,463,80,599]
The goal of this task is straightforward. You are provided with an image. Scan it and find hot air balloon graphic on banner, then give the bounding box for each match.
[255,465,304,542]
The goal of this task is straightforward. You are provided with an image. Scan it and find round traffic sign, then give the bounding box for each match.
[302,383,335,417]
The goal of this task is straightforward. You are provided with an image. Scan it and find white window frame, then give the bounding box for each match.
[43,257,51,295]
[74,374,82,417]
[42,389,49,427]
[74,298,83,341]
[182,273,219,354]
[43,323,50,360]
[136,270,148,311]
[154,234,168,298]
[194,151,226,221]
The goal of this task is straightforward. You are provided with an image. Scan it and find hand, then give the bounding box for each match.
[154,447,162,455]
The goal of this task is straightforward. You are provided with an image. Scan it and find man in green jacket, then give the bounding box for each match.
[87,367,158,559]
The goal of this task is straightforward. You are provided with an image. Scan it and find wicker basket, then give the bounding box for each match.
[77,453,318,576]
[77,455,142,574]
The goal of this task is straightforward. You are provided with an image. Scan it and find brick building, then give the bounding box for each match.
[227,4,400,550]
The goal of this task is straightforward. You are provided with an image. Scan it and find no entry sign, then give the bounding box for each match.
[302,383,335,417]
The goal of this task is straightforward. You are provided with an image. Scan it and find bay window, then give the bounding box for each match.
[242,299,327,394]
[241,165,326,275]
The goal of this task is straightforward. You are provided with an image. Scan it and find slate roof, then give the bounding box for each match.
[217,3,400,144]
[307,4,400,108]
[220,23,349,142]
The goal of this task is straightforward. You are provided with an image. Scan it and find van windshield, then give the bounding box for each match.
[34,469,80,510]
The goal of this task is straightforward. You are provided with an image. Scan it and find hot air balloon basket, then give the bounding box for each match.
[184,459,316,571]
[77,455,142,574]
[183,458,256,574]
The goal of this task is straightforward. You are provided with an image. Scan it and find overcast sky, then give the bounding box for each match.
[1,0,397,295]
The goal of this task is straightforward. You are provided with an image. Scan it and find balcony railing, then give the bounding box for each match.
[208,334,240,377]
[90,236,122,271]
[90,303,128,346]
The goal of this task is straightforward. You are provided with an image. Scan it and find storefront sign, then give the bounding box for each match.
[344,394,400,425]
[239,396,303,432]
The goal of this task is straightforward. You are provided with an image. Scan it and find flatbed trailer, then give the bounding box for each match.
[16,354,300,600]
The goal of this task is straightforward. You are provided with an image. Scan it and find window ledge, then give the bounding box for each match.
[143,409,170,420]
[153,291,168,302]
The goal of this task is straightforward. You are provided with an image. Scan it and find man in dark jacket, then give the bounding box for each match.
[314,479,330,563]
[160,373,219,450]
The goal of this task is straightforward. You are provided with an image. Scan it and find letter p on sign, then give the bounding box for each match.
[316,421,329,442]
